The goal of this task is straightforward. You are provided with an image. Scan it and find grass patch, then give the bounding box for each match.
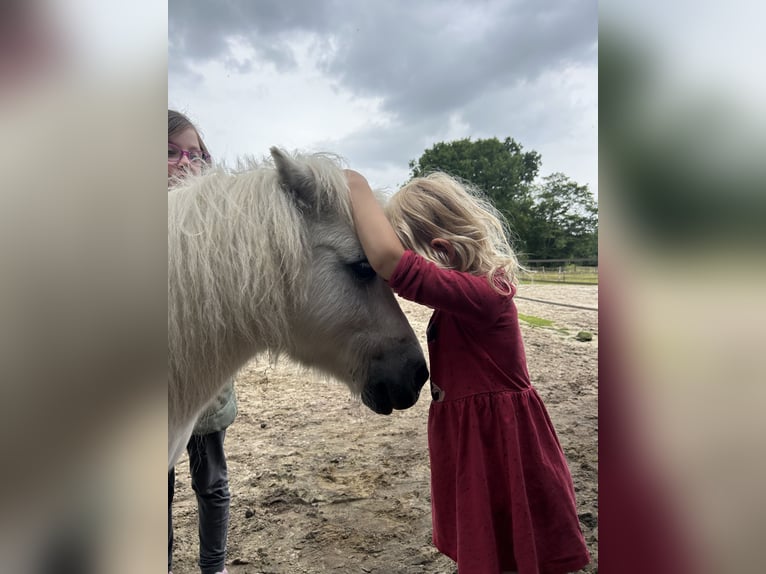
[518,313,555,328]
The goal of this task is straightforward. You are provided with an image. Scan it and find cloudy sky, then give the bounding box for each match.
[169,0,597,196]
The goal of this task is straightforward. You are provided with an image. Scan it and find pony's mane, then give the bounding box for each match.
[168,151,350,418]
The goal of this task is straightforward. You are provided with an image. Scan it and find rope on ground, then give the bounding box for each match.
[515,295,598,312]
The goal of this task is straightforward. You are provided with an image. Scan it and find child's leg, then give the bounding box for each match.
[168,468,175,573]
[187,431,230,574]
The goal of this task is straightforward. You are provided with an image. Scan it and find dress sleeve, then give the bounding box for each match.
[388,250,512,321]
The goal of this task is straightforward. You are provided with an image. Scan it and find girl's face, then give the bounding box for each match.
[168,127,204,184]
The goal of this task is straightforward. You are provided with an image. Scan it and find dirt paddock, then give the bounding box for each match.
[170,283,598,573]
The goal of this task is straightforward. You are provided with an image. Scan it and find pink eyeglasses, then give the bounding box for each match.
[168,142,210,165]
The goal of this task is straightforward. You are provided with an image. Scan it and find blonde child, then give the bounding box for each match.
[346,170,590,574]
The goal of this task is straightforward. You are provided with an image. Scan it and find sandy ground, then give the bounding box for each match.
[170,283,598,574]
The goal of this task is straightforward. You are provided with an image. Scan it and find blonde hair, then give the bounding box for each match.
[386,172,521,295]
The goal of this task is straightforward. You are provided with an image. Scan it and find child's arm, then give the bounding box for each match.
[345,169,404,280]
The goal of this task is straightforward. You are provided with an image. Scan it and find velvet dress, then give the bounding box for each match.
[389,250,590,574]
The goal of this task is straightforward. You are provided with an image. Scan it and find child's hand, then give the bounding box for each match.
[344,168,404,280]
[343,168,365,181]
[344,169,373,200]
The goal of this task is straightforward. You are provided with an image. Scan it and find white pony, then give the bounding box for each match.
[168,147,428,468]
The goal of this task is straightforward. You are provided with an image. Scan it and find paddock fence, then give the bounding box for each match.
[519,258,599,285]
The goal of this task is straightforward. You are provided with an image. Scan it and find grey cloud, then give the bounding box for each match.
[328,66,596,188]
[170,0,596,123]
[169,0,336,78]
[326,0,597,120]
[327,113,467,176]
[170,0,597,192]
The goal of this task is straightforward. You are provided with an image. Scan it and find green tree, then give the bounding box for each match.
[408,137,541,249]
[527,173,598,260]
[408,137,598,261]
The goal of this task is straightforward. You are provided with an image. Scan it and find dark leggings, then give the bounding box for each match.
[168,430,230,574]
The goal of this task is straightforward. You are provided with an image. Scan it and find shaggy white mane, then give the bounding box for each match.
[168,151,351,426]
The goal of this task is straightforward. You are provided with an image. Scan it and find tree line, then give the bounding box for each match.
[408,137,598,262]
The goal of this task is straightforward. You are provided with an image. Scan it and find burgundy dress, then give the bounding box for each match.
[389,250,590,574]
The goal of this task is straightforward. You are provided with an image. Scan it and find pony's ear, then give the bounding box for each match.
[271,147,316,210]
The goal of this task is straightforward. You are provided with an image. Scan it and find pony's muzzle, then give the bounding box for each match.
[361,354,429,415]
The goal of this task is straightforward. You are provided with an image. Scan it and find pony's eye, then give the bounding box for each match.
[349,260,376,280]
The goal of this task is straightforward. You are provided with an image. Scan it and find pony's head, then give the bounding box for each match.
[271,147,428,414]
